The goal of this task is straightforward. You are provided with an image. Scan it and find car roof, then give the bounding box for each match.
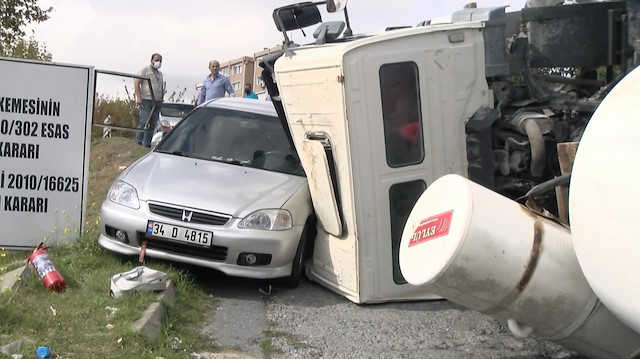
[202,97,277,117]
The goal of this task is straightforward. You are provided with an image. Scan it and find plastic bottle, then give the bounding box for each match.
[35,346,51,358]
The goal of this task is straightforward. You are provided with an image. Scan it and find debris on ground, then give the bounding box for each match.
[109,266,167,298]
[105,306,119,318]
[27,243,66,292]
[35,346,51,358]
[258,284,272,296]
[0,338,33,357]
[171,337,182,352]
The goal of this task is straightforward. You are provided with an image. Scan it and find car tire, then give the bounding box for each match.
[281,221,311,288]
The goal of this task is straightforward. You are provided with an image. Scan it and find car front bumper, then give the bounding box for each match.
[98,199,303,279]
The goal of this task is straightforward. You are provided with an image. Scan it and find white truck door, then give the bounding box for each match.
[342,26,490,302]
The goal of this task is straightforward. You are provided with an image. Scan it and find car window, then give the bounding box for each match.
[156,107,305,176]
[160,103,194,117]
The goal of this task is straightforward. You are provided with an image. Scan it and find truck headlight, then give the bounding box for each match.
[107,180,140,209]
[238,209,292,230]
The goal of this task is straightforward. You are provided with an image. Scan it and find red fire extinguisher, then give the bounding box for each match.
[27,242,67,292]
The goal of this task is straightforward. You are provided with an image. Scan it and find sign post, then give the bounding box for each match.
[0,57,93,249]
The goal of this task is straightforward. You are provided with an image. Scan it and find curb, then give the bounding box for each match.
[0,265,30,293]
[131,279,175,344]
[129,281,261,359]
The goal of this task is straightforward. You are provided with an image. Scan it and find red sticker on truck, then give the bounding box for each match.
[408,210,453,247]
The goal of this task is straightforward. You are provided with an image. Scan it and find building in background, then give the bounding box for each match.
[219,56,255,97]
[209,45,284,100]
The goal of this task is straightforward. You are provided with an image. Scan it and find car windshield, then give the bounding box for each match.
[155,107,305,177]
[160,103,194,117]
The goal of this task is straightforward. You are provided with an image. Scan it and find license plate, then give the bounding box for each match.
[146,220,212,247]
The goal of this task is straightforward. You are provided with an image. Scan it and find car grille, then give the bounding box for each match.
[148,203,231,226]
[137,233,227,261]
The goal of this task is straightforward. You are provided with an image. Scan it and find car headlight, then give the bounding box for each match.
[107,180,140,209]
[238,209,292,230]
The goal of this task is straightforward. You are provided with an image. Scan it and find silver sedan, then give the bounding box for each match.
[98,98,313,286]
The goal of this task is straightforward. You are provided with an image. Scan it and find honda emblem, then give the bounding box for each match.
[181,210,193,222]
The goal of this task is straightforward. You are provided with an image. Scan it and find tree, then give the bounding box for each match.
[4,33,51,60]
[0,0,52,60]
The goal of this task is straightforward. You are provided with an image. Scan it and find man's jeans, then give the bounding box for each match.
[135,100,162,147]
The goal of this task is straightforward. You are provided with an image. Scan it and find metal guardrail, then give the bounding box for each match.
[92,69,158,134]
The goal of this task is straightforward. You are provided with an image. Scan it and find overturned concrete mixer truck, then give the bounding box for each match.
[259,0,640,356]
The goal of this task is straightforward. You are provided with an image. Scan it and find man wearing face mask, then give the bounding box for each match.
[243,83,258,99]
[134,53,165,147]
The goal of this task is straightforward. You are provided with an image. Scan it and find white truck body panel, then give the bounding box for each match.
[275,22,492,303]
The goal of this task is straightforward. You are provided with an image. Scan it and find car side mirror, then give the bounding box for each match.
[151,132,164,149]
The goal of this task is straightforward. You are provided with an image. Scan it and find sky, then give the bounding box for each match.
[28,0,527,102]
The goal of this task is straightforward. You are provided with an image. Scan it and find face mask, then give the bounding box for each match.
[153,61,161,70]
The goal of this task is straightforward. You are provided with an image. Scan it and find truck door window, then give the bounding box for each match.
[390,180,427,284]
[379,62,424,167]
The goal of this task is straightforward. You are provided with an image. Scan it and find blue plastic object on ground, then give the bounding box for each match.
[36,346,51,358]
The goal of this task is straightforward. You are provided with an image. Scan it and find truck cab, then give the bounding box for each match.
[260,0,638,303]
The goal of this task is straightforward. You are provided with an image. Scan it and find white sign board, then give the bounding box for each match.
[0,57,93,249]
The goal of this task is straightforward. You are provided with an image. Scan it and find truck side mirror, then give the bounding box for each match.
[314,21,346,44]
[326,0,348,13]
[273,2,322,32]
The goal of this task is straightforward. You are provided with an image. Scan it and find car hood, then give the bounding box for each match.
[122,153,307,217]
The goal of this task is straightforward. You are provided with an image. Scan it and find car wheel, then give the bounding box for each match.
[281,222,310,288]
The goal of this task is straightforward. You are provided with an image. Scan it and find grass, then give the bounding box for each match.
[0,136,224,358]
[260,318,313,359]
[260,329,312,359]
